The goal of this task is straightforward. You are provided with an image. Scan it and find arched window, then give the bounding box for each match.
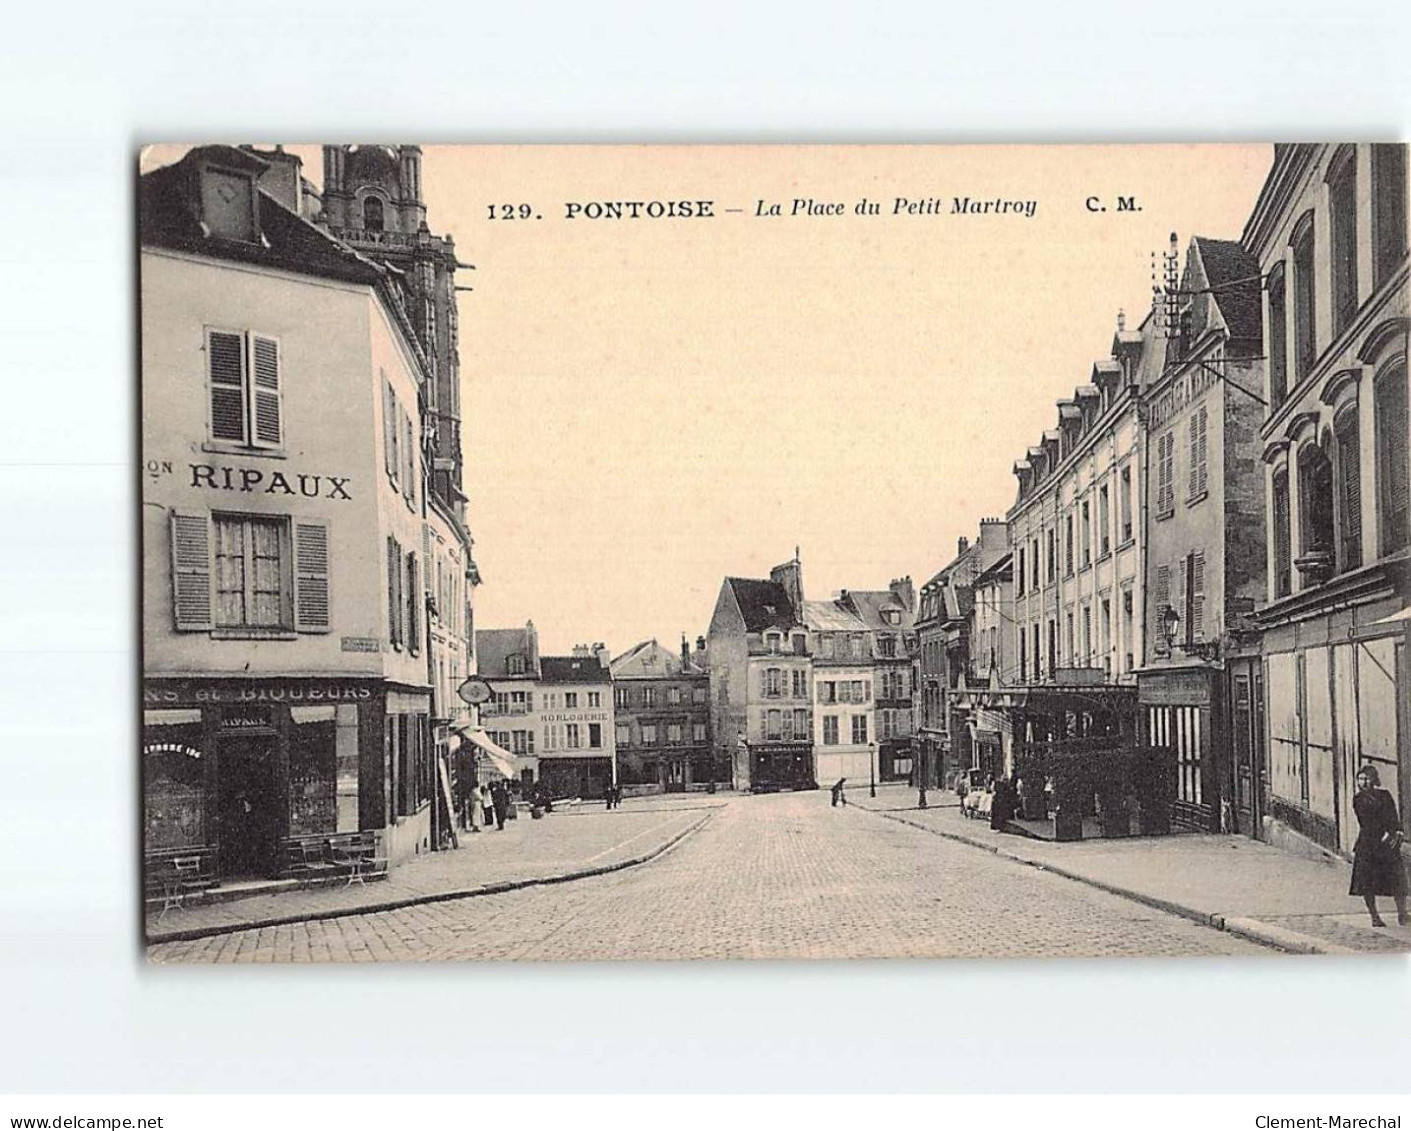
[1291,212,1317,383]
[1327,147,1359,336]
[363,195,385,232]
[1267,263,1288,410]
[1375,360,1409,555]
[1334,405,1363,571]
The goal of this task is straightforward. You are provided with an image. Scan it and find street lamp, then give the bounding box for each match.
[869,741,877,798]
[917,739,928,810]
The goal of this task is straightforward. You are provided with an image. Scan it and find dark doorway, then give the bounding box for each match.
[217,733,281,879]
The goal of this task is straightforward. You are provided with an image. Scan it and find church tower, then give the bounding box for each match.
[319,145,467,520]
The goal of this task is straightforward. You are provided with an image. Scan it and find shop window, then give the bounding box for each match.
[206,329,282,449]
[1372,144,1408,291]
[1376,361,1410,554]
[1335,406,1363,571]
[289,707,337,837]
[1327,150,1360,337]
[1267,264,1288,410]
[143,714,207,851]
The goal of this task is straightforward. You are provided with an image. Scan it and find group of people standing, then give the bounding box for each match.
[469,779,513,831]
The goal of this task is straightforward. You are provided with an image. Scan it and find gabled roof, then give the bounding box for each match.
[611,639,704,679]
[973,551,1013,590]
[726,577,799,632]
[475,628,537,678]
[140,146,383,287]
[1191,236,1262,343]
[540,655,611,683]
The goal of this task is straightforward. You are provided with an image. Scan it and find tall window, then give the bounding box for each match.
[1082,606,1092,665]
[1016,547,1026,596]
[1267,264,1288,410]
[1273,468,1292,597]
[1298,442,1335,557]
[1187,405,1209,501]
[1031,539,1040,590]
[823,715,838,745]
[1098,484,1111,555]
[1376,362,1409,554]
[1081,499,1092,565]
[386,536,403,647]
[1047,528,1056,583]
[214,514,285,628]
[851,715,868,745]
[1031,623,1041,681]
[765,668,783,697]
[1335,406,1363,571]
[1372,144,1408,291]
[363,195,384,231]
[405,552,420,656]
[206,329,282,449]
[1064,513,1074,574]
[1328,149,1359,337]
[1292,213,1317,382]
[1120,465,1133,542]
[1121,588,1134,673]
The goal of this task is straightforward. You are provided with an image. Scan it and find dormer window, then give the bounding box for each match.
[885,610,900,626]
[363,195,385,232]
[201,166,257,242]
[507,654,525,675]
[765,632,782,654]
[791,633,807,653]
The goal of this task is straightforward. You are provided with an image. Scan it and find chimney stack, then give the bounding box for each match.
[957,535,970,557]
[681,634,691,666]
[770,553,804,618]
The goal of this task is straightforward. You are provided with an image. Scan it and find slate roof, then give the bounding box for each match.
[802,600,868,632]
[843,589,916,632]
[139,146,383,287]
[1191,236,1262,343]
[726,577,799,632]
[540,655,611,683]
[475,628,536,679]
[972,551,1013,590]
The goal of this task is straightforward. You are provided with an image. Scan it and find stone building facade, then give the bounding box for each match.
[707,556,814,791]
[1249,143,1410,858]
[611,638,716,793]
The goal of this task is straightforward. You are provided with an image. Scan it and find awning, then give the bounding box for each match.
[462,728,517,778]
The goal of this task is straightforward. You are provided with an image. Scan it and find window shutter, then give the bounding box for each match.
[250,335,283,448]
[387,537,400,647]
[169,510,213,631]
[422,523,433,592]
[1191,551,1205,639]
[292,519,331,632]
[207,330,247,443]
[1177,557,1190,644]
[404,414,416,504]
[1196,407,1208,496]
[406,552,420,655]
[382,375,394,478]
[1377,368,1409,551]
[1155,564,1170,612]
[388,386,400,488]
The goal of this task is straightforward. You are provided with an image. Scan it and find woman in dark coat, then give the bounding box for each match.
[1349,765,1407,927]
[990,775,1016,831]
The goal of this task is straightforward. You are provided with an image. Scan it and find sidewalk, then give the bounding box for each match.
[850,783,1411,955]
[145,796,723,945]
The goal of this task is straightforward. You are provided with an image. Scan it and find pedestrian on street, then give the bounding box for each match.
[990,775,1017,832]
[830,778,847,807]
[603,779,616,810]
[1349,764,1408,927]
[490,779,510,831]
[478,784,494,831]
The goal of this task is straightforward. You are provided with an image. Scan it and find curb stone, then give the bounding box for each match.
[855,804,1345,956]
[146,808,717,947]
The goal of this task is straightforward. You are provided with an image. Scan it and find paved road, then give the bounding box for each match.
[149,792,1273,963]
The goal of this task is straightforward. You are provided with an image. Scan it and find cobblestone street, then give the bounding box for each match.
[149,791,1274,963]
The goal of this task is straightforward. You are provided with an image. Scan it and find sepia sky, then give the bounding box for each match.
[144,144,1273,657]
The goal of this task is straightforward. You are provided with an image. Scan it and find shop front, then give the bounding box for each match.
[538,756,613,801]
[142,676,425,883]
[1136,661,1226,832]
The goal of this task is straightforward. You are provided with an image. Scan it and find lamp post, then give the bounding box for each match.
[869,741,877,798]
[917,738,928,809]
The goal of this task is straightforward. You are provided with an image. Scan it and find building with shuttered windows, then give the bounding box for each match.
[140,144,454,884]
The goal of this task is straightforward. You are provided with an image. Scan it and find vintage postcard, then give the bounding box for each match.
[138,143,1410,963]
